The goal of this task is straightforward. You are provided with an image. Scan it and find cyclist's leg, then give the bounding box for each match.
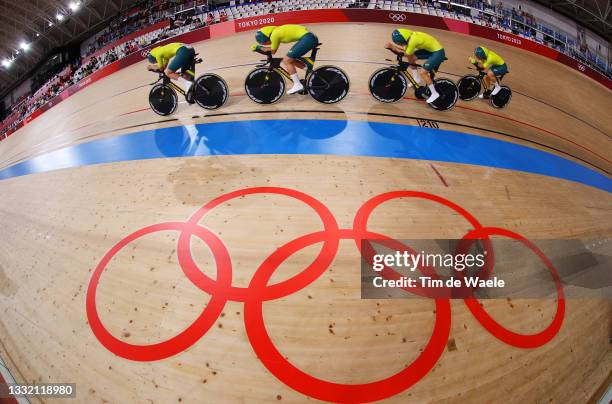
[419,49,444,83]
[169,46,196,102]
[285,33,318,71]
[420,49,445,103]
[182,50,197,81]
[489,63,508,95]
[169,46,195,84]
[407,51,425,84]
[285,33,318,94]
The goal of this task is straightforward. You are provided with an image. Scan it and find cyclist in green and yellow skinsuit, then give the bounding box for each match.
[251,25,319,94]
[386,28,447,104]
[470,46,509,98]
[146,42,196,103]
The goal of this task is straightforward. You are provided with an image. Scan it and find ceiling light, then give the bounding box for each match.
[56,13,64,21]
[36,33,40,37]
[48,21,54,27]
[20,41,30,51]
[69,1,81,11]
[1,59,11,68]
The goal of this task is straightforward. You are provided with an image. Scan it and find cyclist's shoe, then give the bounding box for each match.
[479,89,492,99]
[185,87,196,104]
[298,79,308,95]
[287,82,305,95]
[426,91,440,104]
[491,83,502,96]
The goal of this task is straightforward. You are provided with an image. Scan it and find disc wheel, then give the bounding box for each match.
[149,84,178,116]
[429,78,459,111]
[193,73,229,110]
[245,68,285,104]
[307,66,350,104]
[490,86,512,109]
[369,67,408,103]
[457,75,481,101]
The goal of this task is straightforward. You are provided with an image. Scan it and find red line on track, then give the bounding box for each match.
[119,108,150,117]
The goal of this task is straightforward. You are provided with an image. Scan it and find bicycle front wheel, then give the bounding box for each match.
[369,67,408,103]
[457,75,481,101]
[245,68,285,104]
[149,84,178,116]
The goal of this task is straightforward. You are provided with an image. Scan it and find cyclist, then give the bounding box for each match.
[470,46,508,98]
[386,28,446,104]
[146,42,196,103]
[251,25,319,95]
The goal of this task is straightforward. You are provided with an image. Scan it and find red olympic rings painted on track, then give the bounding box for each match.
[86,221,232,361]
[86,187,565,403]
[457,227,565,348]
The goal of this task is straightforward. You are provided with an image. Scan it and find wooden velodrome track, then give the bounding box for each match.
[0,23,610,403]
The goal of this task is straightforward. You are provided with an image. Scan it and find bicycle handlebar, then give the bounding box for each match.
[386,48,422,68]
[388,48,405,58]
[253,48,275,67]
[149,69,167,85]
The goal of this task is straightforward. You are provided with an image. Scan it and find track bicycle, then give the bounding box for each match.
[148,56,229,116]
[456,65,512,109]
[245,44,350,104]
[369,49,459,111]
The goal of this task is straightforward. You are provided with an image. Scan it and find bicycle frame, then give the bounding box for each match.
[150,56,203,96]
[163,75,186,95]
[470,65,505,92]
[385,50,431,90]
[255,45,320,82]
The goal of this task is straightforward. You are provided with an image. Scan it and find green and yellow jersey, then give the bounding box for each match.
[397,29,443,54]
[149,43,185,67]
[479,46,505,68]
[260,25,309,52]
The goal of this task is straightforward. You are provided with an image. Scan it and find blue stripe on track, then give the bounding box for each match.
[0,119,610,192]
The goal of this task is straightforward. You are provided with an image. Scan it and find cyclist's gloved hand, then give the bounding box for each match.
[251,44,261,52]
[469,57,478,65]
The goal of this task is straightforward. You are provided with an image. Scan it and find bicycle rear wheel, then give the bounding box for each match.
[490,86,512,109]
[193,73,229,110]
[369,67,408,103]
[307,66,350,104]
[429,78,459,111]
[149,84,178,116]
[414,85,430,100]
[457,75,481,101]
[245,68,285,104]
